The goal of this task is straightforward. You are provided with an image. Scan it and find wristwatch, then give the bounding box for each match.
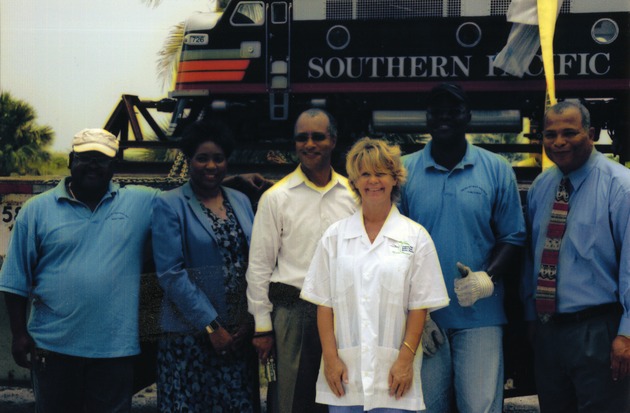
[205,319,221,335]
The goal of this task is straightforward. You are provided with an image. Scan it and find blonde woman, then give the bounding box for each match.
[301,138,449,413]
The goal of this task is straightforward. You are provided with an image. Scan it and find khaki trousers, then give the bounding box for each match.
[267,297,327,413]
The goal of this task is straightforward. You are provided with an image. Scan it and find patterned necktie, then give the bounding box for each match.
[536,177,570,323]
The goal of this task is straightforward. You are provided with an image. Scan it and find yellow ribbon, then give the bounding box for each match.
[537,0,559,169]
[537,0,558,107]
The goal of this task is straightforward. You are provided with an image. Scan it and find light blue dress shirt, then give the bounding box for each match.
[524,150,630,335]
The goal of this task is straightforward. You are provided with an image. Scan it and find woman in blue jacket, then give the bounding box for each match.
[152,120,259,412]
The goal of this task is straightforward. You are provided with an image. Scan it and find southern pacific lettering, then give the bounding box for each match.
[306,52,612,80]
[307,56,474,79]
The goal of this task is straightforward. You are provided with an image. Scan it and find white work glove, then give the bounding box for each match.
[421,313,445,357]
[454,262,494,307]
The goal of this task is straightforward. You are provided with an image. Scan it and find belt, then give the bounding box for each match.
[550,302,621,324]
[268,282,302,307]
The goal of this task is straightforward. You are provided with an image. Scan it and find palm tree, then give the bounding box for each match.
[157,21,186,90]
[0,92,57,176]
[142,0,231,87]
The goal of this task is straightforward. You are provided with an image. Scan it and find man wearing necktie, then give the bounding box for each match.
[524,100,630,412]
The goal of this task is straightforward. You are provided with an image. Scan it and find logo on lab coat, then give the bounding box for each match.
[391,241,414,255]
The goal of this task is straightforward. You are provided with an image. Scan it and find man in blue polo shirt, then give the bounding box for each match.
[400,83,526,413]
[0,129,158,413]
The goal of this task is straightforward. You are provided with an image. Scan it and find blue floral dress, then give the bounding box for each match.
[157,196,260,413]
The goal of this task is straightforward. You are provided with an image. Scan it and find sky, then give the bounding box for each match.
[1,0,213,152]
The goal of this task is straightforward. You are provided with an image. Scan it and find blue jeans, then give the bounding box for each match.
[31,348,134,413]
[420,326,503,413]
[329,406,418,413]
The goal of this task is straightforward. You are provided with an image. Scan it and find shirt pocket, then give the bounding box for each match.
[374,346,400,395]
[337,346,363,395]
[334,255,356,296]
[102,211,131,243]
[566,220,596,261]
[378,255,410,301]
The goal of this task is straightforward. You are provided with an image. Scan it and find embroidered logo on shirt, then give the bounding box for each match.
[460,185,488,196]
[390,241,414,255]
[107,212,129,221]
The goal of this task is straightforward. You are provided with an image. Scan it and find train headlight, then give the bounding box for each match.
[592,18,619,44]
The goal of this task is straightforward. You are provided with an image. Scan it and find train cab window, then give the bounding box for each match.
[231,1,265,26]
[271,2,288,24]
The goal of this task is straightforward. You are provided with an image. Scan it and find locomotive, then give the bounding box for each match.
[165,0,628,162]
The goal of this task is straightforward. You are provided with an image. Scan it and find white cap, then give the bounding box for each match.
[72,129,119,158]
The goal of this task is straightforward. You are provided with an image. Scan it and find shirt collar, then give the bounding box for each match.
[55,176,119,201]
[344,211,365,239]
[565,148,597,193]
[288,165,345,193]
[343,205,406,242]
[422,140,475,171]
[181,181,196,200]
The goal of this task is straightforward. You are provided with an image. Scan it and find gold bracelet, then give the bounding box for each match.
[402,341,416,356]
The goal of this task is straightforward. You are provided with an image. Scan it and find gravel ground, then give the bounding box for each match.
[0,385,158,413]
[0,385,539,413]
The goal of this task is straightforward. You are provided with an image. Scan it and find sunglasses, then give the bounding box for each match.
[294,132,328,143]
[73,153,114,167]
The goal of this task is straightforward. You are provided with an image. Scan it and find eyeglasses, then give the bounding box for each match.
[73,153,114,167]
[294,132,328,143]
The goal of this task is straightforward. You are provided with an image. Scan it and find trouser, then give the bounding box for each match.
[267,282,327,413]
[534,304,630,413]
[31,348,134,413]
[420,326,504,413]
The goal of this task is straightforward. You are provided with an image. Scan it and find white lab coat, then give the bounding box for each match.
[301,206,449,411]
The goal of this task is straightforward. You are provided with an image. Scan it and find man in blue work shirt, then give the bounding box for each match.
[524,100,630,412]
[0,129,158,412]
[400,83,526,413]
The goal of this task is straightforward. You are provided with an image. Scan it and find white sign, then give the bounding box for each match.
[0,194,31,259]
